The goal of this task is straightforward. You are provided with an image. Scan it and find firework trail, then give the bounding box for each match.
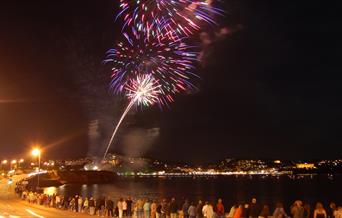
[103,74,161,159]
[104,29,199,106]
[117,0,224,41]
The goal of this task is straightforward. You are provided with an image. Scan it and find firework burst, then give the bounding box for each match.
[104,29,199,106]
[103,74,161,159]
[125,74,162,107]
[117,0,224,40]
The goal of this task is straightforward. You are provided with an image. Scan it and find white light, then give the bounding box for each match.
[25,209,45,218]
[31,148,41,156]
[28,170,47,177]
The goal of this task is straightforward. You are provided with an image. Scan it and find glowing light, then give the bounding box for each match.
[25,209,45,218]
[28,170,47,177]
[296,163,316,169]
[44,187,57,196]
[31,148,41,156]
[125,74,162,106]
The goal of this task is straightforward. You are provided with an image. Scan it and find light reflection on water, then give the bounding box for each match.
[43,175,341,206]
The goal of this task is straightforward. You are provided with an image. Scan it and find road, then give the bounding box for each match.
[0,175,95,218]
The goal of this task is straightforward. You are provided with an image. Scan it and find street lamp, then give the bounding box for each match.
[31,148,41,187]
[1,160,8,172]
[10,160,17,170]
[18,159,24,168]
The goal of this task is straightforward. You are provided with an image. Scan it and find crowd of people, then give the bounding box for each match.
[16,193,342,218]
[15,185,342,218]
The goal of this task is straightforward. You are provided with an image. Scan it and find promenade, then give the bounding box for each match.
[2,174,341,218]
[0,175,93,218]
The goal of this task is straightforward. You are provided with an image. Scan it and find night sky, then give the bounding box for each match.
[0,0,341,163]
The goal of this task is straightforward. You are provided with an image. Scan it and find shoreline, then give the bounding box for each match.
[21,171,340,189]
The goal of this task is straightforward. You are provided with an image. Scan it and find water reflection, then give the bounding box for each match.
[43,175,341,206]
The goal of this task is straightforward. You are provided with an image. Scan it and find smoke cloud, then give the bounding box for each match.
[199,25,244,66]
[121,127,160,157]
